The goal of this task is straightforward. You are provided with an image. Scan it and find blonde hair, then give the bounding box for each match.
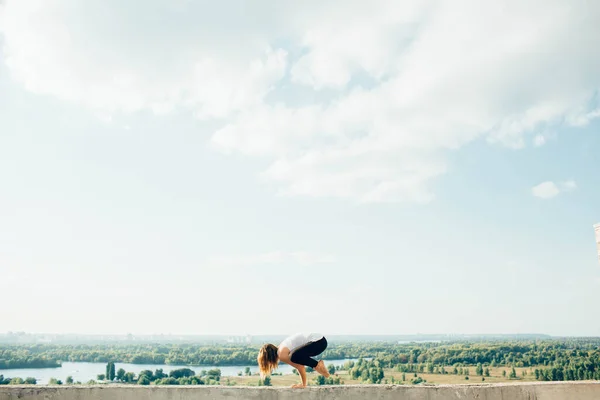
[257,343,279,377]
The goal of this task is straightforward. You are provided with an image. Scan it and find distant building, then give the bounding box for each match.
[595,223,600,265]
[225,335,252,344]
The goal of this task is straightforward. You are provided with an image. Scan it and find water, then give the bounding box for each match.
[0,359,359,384]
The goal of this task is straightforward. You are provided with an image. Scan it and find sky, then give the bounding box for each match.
[1,0,599,337]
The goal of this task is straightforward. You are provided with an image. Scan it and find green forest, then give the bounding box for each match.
[2,338,600,385]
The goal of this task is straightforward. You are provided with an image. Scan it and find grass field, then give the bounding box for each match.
[220,366,542,387]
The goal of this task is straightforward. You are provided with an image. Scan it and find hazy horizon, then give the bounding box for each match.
[1,1,600,337]
[0,331,585,338]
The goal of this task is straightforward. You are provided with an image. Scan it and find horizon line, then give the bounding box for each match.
[0,332,584,337]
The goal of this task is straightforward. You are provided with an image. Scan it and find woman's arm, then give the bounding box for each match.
[278,348,307,387]
[294,364,307,387]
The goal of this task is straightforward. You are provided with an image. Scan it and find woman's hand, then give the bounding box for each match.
[291,383,306,388]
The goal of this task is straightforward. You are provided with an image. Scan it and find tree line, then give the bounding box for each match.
[0,350,60,370]
[0,375,37,385]
[2,339,600,384]
[96,362,223,385]
[0,342,380,368]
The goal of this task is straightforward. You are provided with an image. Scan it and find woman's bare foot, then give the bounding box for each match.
[291,383,306,388]
[315,360,330,378]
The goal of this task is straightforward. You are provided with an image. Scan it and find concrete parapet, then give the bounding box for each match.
[2,382,600,400]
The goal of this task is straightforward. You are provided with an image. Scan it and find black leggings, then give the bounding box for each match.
[290,337,328,368]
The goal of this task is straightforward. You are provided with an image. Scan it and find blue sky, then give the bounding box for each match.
[1,0,599,336]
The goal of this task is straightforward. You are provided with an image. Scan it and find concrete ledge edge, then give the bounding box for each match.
[3,381,600,389]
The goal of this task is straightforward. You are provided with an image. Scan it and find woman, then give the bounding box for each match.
[257,332,330,388]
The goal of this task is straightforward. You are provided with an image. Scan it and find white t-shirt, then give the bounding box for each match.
[280,332,324,355]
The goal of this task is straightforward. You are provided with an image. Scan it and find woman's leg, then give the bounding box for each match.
[291,337,328,372]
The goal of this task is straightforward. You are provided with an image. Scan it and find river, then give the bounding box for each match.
[0,359,359,384]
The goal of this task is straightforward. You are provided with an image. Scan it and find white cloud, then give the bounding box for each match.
[567,108,600,127]
[561,180,577,191]
[207,251,336,268]
[531,182,560,199]
[2,0,599,203]
[289,2,428,89]
[213,1,600,202]
[0,0,287,119]
[533,135,546,147]
[531,180,577,199]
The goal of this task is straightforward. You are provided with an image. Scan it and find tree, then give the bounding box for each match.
[484,368,490,377]
[66,376,74,384]
[206,369,221,381]
[170,368,195,379]
[9,378,24,385]
[106,362,115,381]
[189,376,204,385]
[502,370,507,377]
[156,377,179,385]
[49,378,63,385]
[155,369,167,380]
[510,367,517,379]
[328,364,336,375]
[244,367,251,376]
[97,374,105,381]
[263,376,272,386]
[124,372,135,383]
[402,372,406,381]
[476,363,483,376]
[24,377,37,385]
[116,368,126,382]
[411,377,423,384]
[139,370,153,382]
[109,363,115,381]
